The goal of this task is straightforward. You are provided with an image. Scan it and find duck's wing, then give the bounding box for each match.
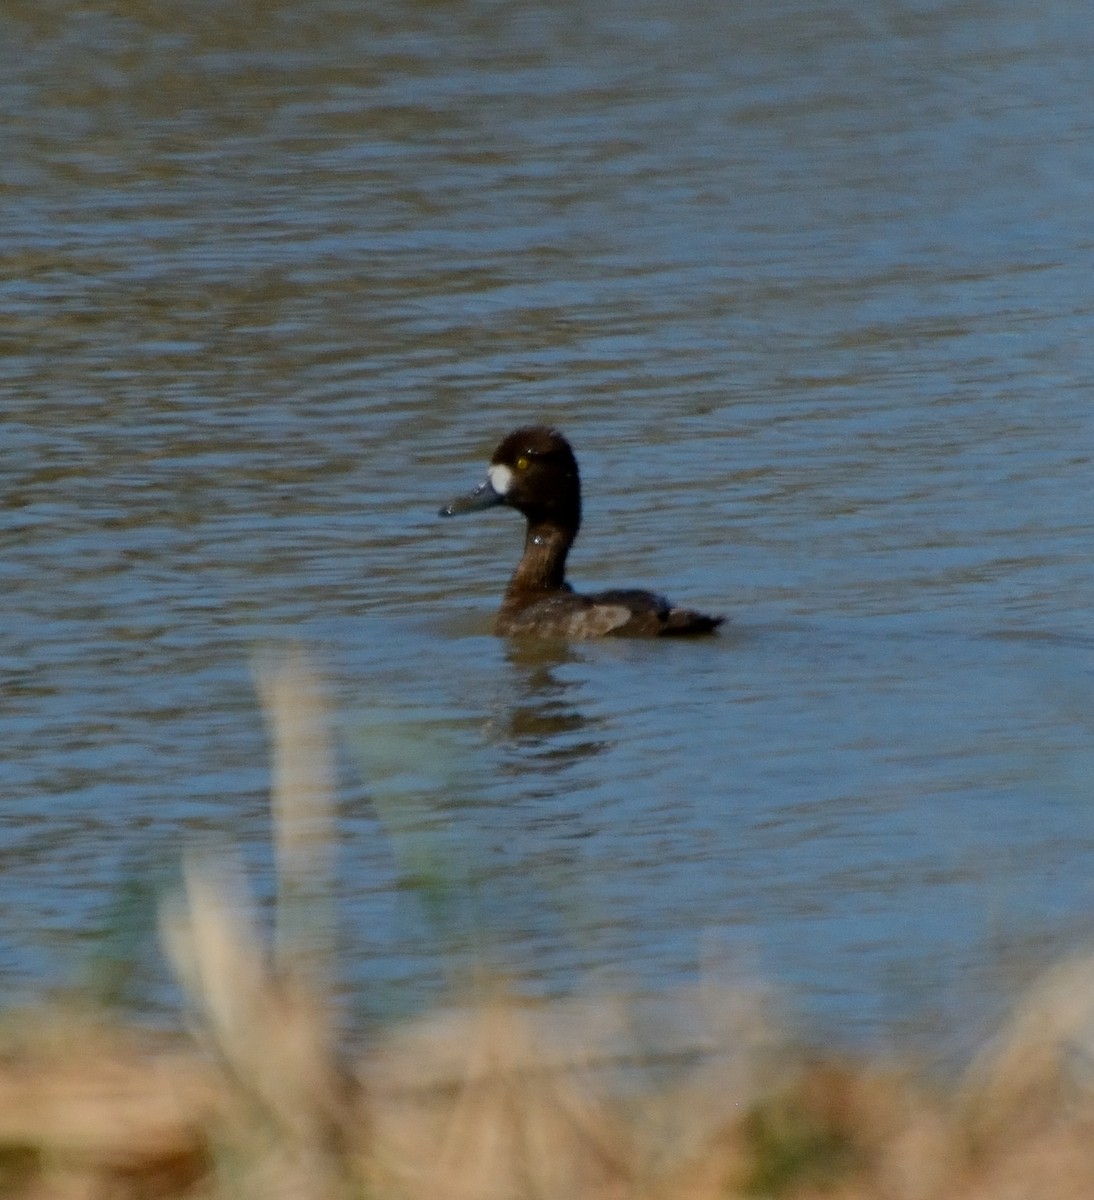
[499,594,635,638]
[586,590,724,637]
[497,589,723,638]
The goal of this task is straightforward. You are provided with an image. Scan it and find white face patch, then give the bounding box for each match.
[488,463,514,496]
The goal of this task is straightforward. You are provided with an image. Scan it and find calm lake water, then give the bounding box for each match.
[3,0,1094,1053]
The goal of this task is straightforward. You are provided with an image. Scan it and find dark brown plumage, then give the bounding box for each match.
[439,427,723,639]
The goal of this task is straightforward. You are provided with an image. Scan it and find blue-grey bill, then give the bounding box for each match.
[438,477,504,517]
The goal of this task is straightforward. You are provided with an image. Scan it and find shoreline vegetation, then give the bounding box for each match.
[5,657,1094,1199]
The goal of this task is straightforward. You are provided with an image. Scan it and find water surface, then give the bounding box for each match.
[3,0,1094,1053]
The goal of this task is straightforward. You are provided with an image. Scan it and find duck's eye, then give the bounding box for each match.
[515,456,530,471]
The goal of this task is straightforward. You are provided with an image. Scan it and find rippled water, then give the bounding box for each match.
[3,0,1094,1050]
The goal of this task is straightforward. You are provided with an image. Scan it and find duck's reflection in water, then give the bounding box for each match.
[489,638,609,779]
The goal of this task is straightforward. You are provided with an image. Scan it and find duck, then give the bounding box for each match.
[438,426,723,638]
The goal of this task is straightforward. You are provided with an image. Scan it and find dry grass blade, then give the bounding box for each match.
[961,955,1094,1141]
[369,988,640,1200]
[160,652,362,1200]
[255,648,338,984]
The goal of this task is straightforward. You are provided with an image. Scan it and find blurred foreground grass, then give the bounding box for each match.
[4,656,1094,1199]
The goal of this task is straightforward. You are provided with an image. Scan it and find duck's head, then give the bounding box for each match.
[439,426,581,528]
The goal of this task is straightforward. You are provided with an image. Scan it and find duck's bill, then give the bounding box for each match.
[438,477,504,517]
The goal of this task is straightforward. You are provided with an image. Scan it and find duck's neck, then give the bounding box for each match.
[505,519,574,598]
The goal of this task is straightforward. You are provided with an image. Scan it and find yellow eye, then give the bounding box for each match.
[515,456,530,470]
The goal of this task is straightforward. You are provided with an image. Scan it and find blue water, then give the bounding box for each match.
[2,0,1094,1052]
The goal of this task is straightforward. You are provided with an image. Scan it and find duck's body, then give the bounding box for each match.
[439,427,723,639]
